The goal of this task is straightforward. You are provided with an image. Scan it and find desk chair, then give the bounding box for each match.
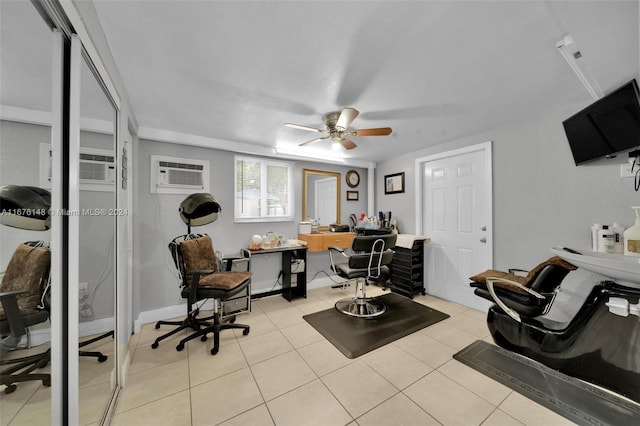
[329,234,396,318]
[0,242,51,394]
[152,234,251,355]
[469,256,577,322]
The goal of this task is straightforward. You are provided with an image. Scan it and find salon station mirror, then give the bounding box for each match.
[302,169,341,228]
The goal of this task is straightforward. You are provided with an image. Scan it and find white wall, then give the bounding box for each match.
[133,138,368,318]
[375,102,640,274]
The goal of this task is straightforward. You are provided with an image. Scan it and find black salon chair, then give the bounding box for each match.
[0,241,52,394]
[151,193,251,355]
[329,234,396,318]
[469,256,577,322]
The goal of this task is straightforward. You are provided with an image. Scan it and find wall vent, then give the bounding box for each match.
[40,144,115,192]
[150,155,209,194]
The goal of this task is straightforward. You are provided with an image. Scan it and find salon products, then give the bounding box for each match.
[624,207,640,257]
[611,222,625,254]
[591,224,602,251]
[597,226,616,254]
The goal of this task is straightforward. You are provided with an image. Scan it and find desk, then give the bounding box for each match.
[298,232,355,252]
[249,246,307,301]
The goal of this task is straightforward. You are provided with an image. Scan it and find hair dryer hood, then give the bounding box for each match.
[179,193,222,227]
[0,185,51,231]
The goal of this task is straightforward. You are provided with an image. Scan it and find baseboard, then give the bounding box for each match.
[133,300,214,333]
[29,316,115,346]
[132,278,336,333]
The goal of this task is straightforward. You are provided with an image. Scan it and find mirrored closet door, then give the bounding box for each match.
[0,1,57,424]
[75,52,118,425]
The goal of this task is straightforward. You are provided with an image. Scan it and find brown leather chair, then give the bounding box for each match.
[0,241,51,394]
[152,234,251,355]
[469,256,577,322]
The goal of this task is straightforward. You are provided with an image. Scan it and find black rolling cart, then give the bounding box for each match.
[389,236,428,298]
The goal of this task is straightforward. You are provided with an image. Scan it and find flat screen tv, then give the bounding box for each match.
[562,79,640,165]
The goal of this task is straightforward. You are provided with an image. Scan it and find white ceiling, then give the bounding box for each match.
[2,1,639,164]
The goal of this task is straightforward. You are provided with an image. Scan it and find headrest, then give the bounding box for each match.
[178,193,221,227]
[0,185,51,230]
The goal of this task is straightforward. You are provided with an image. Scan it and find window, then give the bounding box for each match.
[235,156,294,222]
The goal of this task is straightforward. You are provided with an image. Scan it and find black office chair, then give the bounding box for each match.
[329,234,397,318]
[469,256,577,322]
[0,241,51,394]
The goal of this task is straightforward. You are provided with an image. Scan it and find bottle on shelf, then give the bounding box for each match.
[624,207,640,257]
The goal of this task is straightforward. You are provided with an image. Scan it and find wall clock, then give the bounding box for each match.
[346,170,360,188]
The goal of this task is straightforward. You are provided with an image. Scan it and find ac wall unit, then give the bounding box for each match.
[150,155,210,194]
[39,144,116,192]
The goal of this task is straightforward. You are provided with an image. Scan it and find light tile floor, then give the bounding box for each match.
[111,284,576,426]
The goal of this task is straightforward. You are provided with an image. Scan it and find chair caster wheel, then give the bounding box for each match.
[151,342,159,349]
[176,343,185,351]
[155,323,160,329]
[98,355,108,363]
[229,316,236,324]
[200,335,208,342]
[4,384,17,394]
[211,347,219,355]
[43,377,51,387]
[243,327,250,336]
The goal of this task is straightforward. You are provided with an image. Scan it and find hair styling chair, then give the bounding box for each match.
[0,241,51,394]
[151,193,251,355]
[329,234,396,318]
[470,255,640,403]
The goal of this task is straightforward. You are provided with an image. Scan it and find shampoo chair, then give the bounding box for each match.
[470,256,640,403]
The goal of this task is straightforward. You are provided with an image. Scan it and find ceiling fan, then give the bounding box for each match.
[284,107,392,150]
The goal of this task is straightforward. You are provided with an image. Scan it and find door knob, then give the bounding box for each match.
[481,226,487,231]
[480,237,487,243]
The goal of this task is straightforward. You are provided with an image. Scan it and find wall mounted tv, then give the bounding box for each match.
[562,79,640,165]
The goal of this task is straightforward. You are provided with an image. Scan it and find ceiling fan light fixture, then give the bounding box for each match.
[331,141,342,151]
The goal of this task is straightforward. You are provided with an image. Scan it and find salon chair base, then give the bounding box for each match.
[487,281,640,404]
[0,348,51,394]
[335,297,386,318]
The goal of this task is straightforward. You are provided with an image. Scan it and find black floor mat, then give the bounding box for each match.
[454,340,640,426]
[303,292,449,359]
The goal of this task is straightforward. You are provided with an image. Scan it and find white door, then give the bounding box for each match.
[417,142,493,311]
[315,177,337,225]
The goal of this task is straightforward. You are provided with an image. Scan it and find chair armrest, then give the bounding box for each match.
[186,270,215,302]
[328,246,346,254]
[0,290,28,338]
[0,290,28,299]
[486,277,545,300]
[485,277,545,323]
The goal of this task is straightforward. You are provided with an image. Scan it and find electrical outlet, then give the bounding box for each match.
[79,282,88,299]
[621,163,636,178]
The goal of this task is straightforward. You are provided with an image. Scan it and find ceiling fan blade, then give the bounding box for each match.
[336,108,359,129]
[340,139,357,150]
[284,123,325,133]
[299,136,329,147]
[352,127,392,136]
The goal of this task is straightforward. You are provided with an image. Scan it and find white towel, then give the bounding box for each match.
[395,234,430,249]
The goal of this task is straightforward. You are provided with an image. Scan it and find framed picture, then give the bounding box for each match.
[384,172,405,194]
[346,190,359,201]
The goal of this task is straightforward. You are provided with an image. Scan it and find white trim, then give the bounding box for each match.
[133,301,212,334]
[67,35,82,426]
[1,104,114,135]
[49,29,64,426]
[59,0,121,110]
[29,317,115,346]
